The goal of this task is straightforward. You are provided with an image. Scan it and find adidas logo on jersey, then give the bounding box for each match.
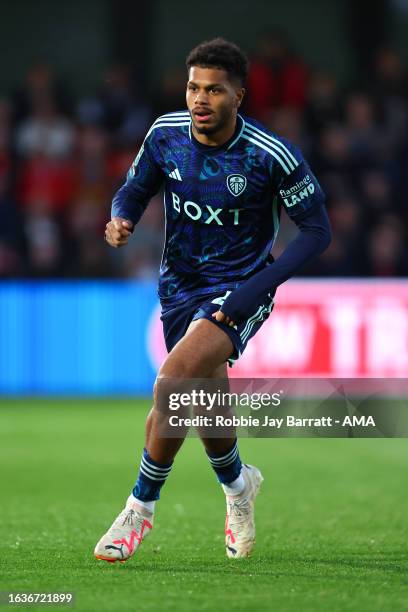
[168,168,182,181]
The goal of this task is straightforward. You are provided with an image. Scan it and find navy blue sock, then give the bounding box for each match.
[206,440,242,484]
[132,448,173,501]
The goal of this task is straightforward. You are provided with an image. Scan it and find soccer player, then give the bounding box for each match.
[94,38,331,562]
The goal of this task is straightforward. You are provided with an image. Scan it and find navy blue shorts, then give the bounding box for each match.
[160,290,275,367]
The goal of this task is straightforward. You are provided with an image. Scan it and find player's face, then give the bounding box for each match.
[186,66,245,136]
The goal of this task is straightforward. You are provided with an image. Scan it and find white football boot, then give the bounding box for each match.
[225,464,263,558]
[94,495,153,563]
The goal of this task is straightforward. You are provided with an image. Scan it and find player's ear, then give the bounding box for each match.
[236,88,245,108]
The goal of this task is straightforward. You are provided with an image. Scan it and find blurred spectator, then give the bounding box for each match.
[77,63,150,147]
[15,92,76,276]
[265,107,308,150]
[12,62,73,124]
[304,70,342,135]
[0,98,24,277]
[67,125,113,277]
[303,196,365,276]
[24,213,63,276]
[373,47,408,99]
[16,94,75,159]
[153,66,187,117]
[360,169,394,215]
[246,29,308,121]
[314,124,355,196]
[2,32,408,279]
[364,215,407,276]
[371,48,408,157]
[344,92,383,166]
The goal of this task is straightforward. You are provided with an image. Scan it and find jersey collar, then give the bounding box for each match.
[189,114,245,153]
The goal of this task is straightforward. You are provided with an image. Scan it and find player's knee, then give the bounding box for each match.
[153,353,201,402]
[157,354,200,379]
[152,374,191,419]
[153,374,183,404]
[153,372,190,402]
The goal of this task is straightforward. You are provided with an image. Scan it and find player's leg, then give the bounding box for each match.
[196,362,263,558]
[144,318,234,461]
[94,319,234,563]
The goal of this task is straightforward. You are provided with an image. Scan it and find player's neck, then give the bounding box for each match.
[192,116,237,147]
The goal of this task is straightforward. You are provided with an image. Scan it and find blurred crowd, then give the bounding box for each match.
[1,31,408,279]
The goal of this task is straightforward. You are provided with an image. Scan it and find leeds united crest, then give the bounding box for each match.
[227,174,247,197]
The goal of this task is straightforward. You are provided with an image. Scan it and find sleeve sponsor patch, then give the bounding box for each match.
[280,173,314,206]
[277,161,324,218]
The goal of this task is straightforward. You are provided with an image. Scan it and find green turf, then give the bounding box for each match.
[0,399,407,612]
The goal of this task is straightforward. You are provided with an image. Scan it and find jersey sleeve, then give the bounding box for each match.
[111,128,164,225]
[219,137,331,323]
[270,138,325,221]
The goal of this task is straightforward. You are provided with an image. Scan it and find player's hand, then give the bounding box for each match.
[104,217,134,248]
[212,310,236,328]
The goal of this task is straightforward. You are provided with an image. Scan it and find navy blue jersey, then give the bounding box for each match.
[112,111,325,309]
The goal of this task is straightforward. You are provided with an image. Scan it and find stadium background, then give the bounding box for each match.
[1,0,408,392]
[1,3,407,612]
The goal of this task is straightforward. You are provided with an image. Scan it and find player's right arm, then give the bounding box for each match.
[105,128,164,248]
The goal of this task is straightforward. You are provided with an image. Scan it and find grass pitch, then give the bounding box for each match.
[0,399,407,612]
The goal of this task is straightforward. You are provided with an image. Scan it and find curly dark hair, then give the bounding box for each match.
[186,38,249,86]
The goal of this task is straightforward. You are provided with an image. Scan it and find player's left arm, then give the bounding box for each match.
[214,148,332,326]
